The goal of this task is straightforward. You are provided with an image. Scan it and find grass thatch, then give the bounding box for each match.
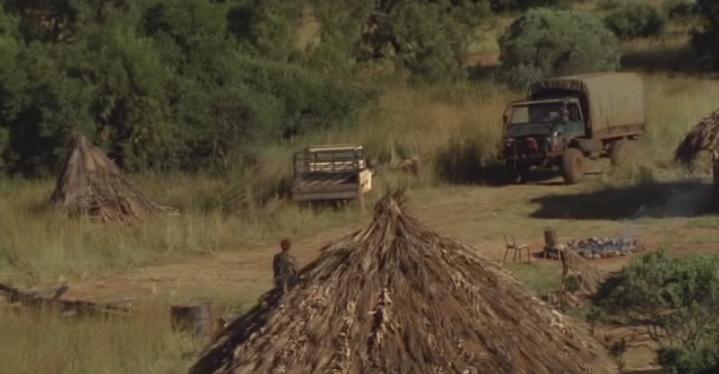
[190,193,614,374]
[675,108,719,167]
[50,134,176,223]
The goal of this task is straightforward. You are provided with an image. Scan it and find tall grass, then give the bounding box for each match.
[0,176,360,283]
[1,71,718,373]
[3,72,718,282]
[642,74,719,162]
[0,306,196,374]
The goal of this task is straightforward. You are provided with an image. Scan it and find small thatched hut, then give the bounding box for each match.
[50,134,176,223]
[675,108,719,167]
[191,193,614,374]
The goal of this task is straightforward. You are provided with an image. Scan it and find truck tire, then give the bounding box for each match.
[515,165,530,184]
[609,139,633,166]
[562,148,584,184]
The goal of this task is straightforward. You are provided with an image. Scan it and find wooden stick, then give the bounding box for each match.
[0,283,131,317]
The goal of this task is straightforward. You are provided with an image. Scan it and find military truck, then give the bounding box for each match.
[291,144,372,203]
[501,73,646,184]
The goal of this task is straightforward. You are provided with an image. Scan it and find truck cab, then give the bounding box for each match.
[503,98,586,163]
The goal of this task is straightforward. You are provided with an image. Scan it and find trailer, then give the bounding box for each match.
[291,145,372,203]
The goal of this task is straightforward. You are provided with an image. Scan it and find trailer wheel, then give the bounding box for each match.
[562,148,584,184]
[609,139,634,166]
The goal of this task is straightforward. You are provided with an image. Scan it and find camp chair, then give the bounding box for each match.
[503,234,530,263]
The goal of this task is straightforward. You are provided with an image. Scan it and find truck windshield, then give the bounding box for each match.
[506,102,583,137]
[509,103,565,125]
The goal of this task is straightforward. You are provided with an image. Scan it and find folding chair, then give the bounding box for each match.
[503,234,530,263]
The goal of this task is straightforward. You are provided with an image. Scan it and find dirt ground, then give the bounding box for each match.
[55,173,719,370]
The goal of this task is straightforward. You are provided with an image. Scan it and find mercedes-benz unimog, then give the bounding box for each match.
[500,73,646,184]
[291,144,372,203]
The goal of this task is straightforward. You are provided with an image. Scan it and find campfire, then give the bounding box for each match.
[190,193,614,374]
[567,237,641,260]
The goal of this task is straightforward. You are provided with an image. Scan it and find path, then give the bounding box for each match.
[61,177,716,306]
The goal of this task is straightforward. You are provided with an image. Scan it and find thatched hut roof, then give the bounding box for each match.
[675,108,719,166]
[50,134,176,223]
[191,194,614,374]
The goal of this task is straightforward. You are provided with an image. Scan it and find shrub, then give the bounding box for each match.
[604,1,667,39]
[692,0,719,68]
[594,251,719,373]
[663,0,696,19]
[355,0,490,83]
[0,1,370,175]
[498,9,620,88]
[489,0,570,12]
[597,0,622,11]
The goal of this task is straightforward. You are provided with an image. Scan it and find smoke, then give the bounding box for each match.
[630,183,713,219]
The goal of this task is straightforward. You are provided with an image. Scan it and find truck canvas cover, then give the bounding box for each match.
[529,72,645,137]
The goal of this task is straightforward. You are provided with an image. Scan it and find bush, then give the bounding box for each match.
[498,9,620,88]
[604,1,667,39]
[0,1,370,175]
[490,0,569,12]
[594,251,719,373]
[663,0,696,19]
[351,0,491,83]
[692,0,719,68]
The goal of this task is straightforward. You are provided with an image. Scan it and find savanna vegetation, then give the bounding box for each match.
[594,251,719,373]
[2,0,719,373]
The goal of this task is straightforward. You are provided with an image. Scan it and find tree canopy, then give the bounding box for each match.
[0,0,499,176]
[593,251,719,374]
[498,8,620,88]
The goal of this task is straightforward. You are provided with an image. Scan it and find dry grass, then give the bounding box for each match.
[3,71,718,283]
[0,176,360,284]
[0,305,195,374]
[1,65,719,372]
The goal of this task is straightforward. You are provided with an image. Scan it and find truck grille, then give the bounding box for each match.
[505,137,546,159]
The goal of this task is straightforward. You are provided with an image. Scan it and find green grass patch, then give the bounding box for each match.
[506,262,562,296]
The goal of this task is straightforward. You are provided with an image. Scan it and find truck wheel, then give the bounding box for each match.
[562,148,585,184]
[515,165,530,184]
[610,139,633,166]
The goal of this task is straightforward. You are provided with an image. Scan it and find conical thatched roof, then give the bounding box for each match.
[50,134,176,223]
[675,108,719,166]
[191,194,614,374]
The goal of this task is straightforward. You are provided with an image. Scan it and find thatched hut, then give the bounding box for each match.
[191,194,614,374]
[50,134,176,223]
[675,108,719,167]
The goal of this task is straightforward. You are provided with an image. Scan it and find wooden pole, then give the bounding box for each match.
[170,304,213,337]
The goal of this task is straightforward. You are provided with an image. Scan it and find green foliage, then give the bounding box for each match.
[663,0,697,18]
[693,0,719,68]
[594,251,719,373]
[498,9,620,88]
[313,0,491,83]
[658,346,719,374]
[0,0,499,175]
[391,2,462,82]
[489,0,568,12]
[604,1,667,39]
[0,0,369,175]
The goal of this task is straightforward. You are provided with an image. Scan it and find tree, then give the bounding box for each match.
[0,6,21,172]
[693,0,719,68]
[311,0,491,83]
[593,251,719,374]
[0,0,370,175]
[489,0,569,12]
[498,8,620,88]
[604,1,667,39]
